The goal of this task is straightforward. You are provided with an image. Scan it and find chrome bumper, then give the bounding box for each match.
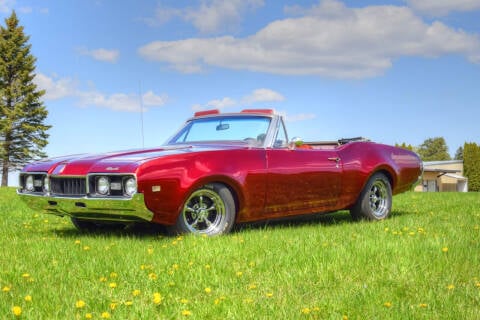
[17,191,154,223]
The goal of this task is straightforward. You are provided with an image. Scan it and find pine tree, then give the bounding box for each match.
[454,146,463,160]
[0,11,50,186]
[464,142,480,192]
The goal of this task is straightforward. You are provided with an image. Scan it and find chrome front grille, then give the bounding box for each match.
[50,177,87,196]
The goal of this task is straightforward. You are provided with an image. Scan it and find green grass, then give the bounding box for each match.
[1,188,479,319]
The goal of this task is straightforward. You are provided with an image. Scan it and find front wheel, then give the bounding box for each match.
[350,173,392,221]
[170,183,236,236]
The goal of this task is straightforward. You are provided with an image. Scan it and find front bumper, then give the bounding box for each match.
[17,191,154,223]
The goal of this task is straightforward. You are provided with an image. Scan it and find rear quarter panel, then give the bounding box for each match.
[337,142,421,208]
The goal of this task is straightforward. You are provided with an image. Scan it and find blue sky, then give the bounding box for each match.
[2,0,480,184]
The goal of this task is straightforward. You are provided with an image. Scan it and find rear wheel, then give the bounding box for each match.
[170,183,236,236]
[350,173,392,220]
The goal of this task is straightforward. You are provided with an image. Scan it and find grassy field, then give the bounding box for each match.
[0,188,479,319]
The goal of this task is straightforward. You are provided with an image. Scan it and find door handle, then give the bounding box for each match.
[328,157,340,168]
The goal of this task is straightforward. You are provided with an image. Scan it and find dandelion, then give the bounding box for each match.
[75,240,81,245]
[475,282,480,288]
[110,302,118,310]
[25,295,32,302]
[205,264,211,270]
[301,307,311,315]
[99,276,107,282]
[109,272,118,278]
[172,264,180,270]
[76,300,86,308]
[384,302,392,308]
[419,303,428,308]
[266,292,273,298]
[447,284,455,290]
[442,247,448,253]
[125,301,133,306]
[182,310,192,316]
[248,283,257,290]
[236,271,243,277]
[147,248,154,254]
[101,311,111,319]
[85,313,93,319]
[109,282,117,289]
[148,273,158,280]
[12,306,22,317]
[2,286,11,292]
[180,298,189,304]
[204,287,212,294]
[22,273,30,279]
[343,315,348,320]
[83,246,90,251]
[132,289,141,297]
[153,292,163,305]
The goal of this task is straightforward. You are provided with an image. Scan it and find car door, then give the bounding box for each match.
[265,120,342,215]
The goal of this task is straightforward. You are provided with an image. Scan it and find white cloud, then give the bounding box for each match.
[34,73,167,112]
[0,0,15,13]
[242,88,285,105]
[144,0,264,34]
[405,0,480,16]
[78,47,120,63]
[139,0,480,79]
[192,88,284,111]
[34,73,77,100]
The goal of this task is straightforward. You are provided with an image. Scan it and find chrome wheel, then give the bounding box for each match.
[350,173,392,221]
[181,188,227,234]
[368,180,389,218]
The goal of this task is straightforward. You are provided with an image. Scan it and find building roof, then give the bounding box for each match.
[423,160,463,166]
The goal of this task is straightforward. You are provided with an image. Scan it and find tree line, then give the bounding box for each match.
[396,137,480,192]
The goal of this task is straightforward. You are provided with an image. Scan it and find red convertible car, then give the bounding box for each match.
[18,109,422,235]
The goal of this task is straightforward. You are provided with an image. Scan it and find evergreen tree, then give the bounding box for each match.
[0,11,50,186]
[463,142,480,192]
[454,146,463,160]
[417,137,451,161]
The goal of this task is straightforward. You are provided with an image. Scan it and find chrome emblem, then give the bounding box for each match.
[106,167,120,171]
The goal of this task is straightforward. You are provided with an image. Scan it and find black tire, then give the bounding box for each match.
[170,183,236,236]
[350,172,392,221]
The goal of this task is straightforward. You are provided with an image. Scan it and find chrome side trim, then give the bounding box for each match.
[17,191,154,222]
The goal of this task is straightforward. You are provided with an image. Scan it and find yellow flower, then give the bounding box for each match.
[384,302,392,308]
[12,306,22,317]
[148,273,158,280]
[180,298,189,304]
[204,287,212,294]
[85,313,93,319]
[75,240,81,245]
[182,310,192,316]
[343,315,348,320]
[236,271,243,277]
[2,286,11,292]
[22,273,30,278]
[99,276,107,282]
[447,284,455,290]
[205,264,211,269]
[153,292,163,305]
[109,272,118,278]
[442,247,448,253]
[101,311,111,319]
[76,300,86,308]
[110,302,117,310]
[147,248,154,254]
[419,303,428,308]
[25,295,32,302]
[132,289,141,297]
[83,246,90,251]
[266,292,273,298]
[248,283,257,290]
[301,307,311,315]
[125,301,133,306]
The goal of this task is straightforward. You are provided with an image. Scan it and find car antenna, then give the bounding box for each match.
[139,81,145,148]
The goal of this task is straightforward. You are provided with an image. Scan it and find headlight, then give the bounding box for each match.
[97,176,110,195]
[43,176,50,192]
[124,177,137,196]
[25,175,34,192]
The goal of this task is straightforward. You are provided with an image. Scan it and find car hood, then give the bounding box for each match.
[22,143,248,176]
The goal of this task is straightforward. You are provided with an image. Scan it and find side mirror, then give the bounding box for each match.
[288,137,304,150]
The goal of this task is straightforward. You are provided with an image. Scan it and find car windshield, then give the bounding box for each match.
[168,116,271,145]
